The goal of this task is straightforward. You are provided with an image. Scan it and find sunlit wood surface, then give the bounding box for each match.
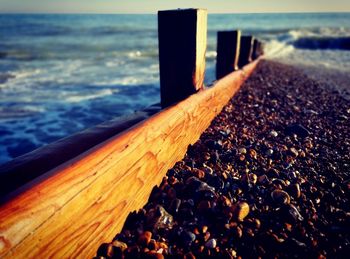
[0,60,259,258]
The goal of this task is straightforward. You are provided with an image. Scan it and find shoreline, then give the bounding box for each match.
[271,58,350,101]
[95,60,350,258]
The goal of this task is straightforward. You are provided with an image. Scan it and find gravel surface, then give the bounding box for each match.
[95,60,350,259]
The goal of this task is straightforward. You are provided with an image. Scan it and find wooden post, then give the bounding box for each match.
[258,41,264,57]
[238,35,254,68]
[216,30,241,80]
[158,9,207,108]
[252,39,264,60]
[252,39,259,60]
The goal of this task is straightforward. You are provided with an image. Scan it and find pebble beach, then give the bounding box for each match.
[95,60,350,259]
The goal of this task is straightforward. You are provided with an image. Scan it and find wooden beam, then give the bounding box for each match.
[238,35,254,68]
[216,30,241,79]
[0,105,160,199]
[158,9,207,108]
[0,61,259,259]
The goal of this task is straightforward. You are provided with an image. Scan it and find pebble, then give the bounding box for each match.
[270,130,278,137]
[180,231,196,246]
[287,183,301,199]
[258,174,269,184]
[112,240,127,252]
[271,190,291,206]
[231,201,250,221]
[146,206,174,230]
[138,231,152,246]
[266,148,274,156]
[97,243,114,258]
[95,61,350,259]
[205,238,217,249]
[282,204,304,223]
[289,147,299,157]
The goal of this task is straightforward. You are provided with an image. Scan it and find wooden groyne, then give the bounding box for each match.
[0,9,263,258]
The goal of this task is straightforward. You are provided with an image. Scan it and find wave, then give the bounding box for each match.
[262,27,350,58]
[264,40,294,58]
[292,37,350,50]
[65,89,115,103]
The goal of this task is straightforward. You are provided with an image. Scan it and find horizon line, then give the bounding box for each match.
[1,10,350,15]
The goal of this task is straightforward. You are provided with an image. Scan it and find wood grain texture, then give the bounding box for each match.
[0,105,160,199]
[0,60,259,259]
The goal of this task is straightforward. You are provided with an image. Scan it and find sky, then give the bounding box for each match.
[0,0,350,14]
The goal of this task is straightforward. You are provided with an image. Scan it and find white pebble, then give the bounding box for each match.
[270,130,278,137]
[205,238,217,249]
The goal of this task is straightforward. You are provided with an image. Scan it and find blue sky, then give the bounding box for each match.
[0,0,349,13]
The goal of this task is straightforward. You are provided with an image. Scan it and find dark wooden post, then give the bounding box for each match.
[238,35,254,68]
[158,9,207,108]
[257,40,264,57]
[252,39,259,60]
[216,30,241,80]
[252,39,264,60]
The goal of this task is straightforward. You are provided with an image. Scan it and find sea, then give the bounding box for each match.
[0,13,350,165]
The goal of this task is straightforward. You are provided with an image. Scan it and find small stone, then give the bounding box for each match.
[205,238,217,249]
[202,225,208,234]
[282,204,304,223]
[241,173,257,185]
[192,168,205,179]
[249,173,257,184]
[249,149,257,159]
[148,239,157,250]
[146,205,174,230]
[287,183,301,199]
[138,231,152,246]
[289,147,299,157]
[204,231,211,242]
[231,202,250,221]
[220,195,232,207]
[258,174,269,184]
[112,240,128,252]
[202,166,214,175]
[97,243,114,258]
[270,130,278,137]
[266,149,274,156]
[238,147,247,154]
[180,230,196,246]
[271,190,290,206]
[227,248,237,258]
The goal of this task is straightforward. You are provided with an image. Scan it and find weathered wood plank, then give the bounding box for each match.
[0,60,259,259]
[216,30,241,79]
[0,105,160,199]
[158,9,207,108]
[238,35,254,68]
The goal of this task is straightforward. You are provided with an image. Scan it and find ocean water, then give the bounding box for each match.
[0,13,350,164]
